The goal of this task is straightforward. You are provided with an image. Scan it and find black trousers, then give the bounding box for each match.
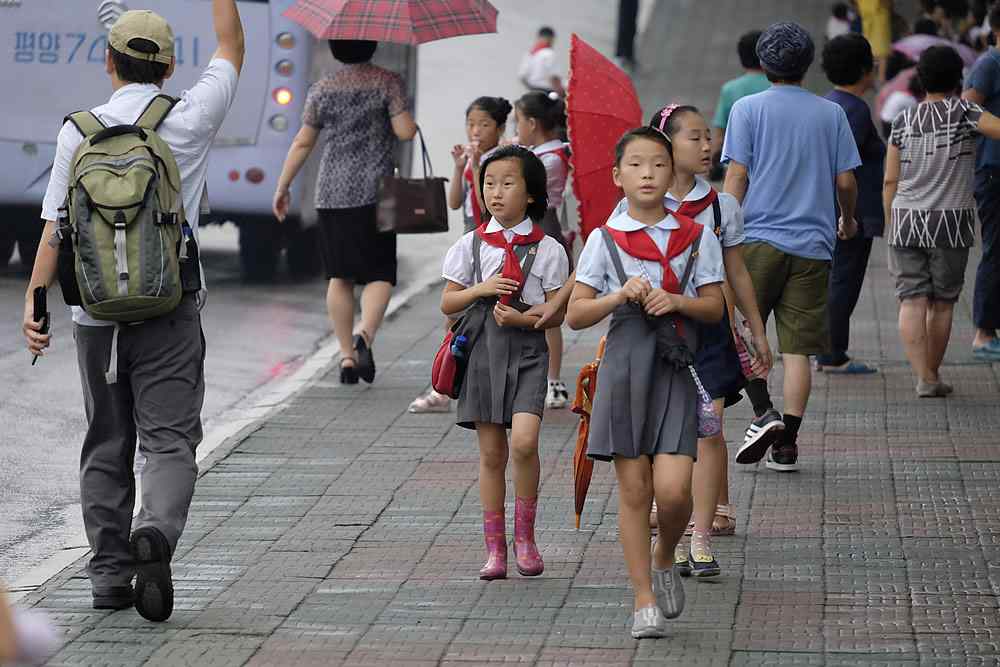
[816,235,874,367]
[615,0,639,61]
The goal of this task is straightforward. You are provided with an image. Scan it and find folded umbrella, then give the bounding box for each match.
[571,336,606,529]
[567,34,643,240]
[284,0,498,45]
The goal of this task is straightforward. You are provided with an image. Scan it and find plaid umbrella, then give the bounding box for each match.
[284,0,499,45]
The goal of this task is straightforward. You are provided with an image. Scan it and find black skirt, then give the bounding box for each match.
[317,205,397,285]
[695,307,746,403]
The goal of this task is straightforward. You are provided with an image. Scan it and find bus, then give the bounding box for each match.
[0,0,315,281]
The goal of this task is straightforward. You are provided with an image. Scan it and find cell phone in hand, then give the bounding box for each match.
[31,286,49,366]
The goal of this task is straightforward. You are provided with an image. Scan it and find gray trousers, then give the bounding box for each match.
[74,295,205,591]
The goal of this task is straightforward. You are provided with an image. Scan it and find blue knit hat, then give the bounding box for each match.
[756,22,814,80]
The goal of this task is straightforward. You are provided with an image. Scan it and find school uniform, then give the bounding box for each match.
[532,140,573,265]
[442,218,570,429]
[576,210,724,460]
[610,178,746,402]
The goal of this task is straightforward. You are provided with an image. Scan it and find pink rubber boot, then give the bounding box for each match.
[479,510,507,580]
[513,497,544,576]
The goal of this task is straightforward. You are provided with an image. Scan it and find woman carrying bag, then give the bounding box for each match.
[273,39,417,384]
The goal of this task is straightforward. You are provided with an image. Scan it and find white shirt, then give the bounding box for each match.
[532,140,569,210]
[442,217,569,306]
[576,210,725,298]
[610,177,745,248]
[880,90,917,124]
[463,145,499,222]
[41,58,240,326]
[518,47,558,91]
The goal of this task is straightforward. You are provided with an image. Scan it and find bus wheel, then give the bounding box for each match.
[285,220,322,281]
[0,230,14,270]
[16,218,41,271]
[238,218,280,283]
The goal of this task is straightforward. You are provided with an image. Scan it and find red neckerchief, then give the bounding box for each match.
[536,145,570,170]
[674,186,717,220]
[464,163,484,228]
[530,40,550,55]
[605,212,702,294]
[476,221,546,305]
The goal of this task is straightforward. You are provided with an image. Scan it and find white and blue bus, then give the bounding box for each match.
[0,0,316,280]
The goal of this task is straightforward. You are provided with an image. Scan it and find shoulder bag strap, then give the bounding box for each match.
[599,226,630,287]
[676,229,703,295]
[472,231,483,284]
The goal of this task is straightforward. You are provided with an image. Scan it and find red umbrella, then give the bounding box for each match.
[567,34,643,240]
[571,336,606,529]
[284,0,498,45]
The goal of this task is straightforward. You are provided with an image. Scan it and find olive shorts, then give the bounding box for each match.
[743,241,832,356]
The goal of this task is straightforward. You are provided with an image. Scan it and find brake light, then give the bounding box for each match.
[276,32,295,49]
[276,60,294,77]
[228,170,240,181]
[245,168,265,184]
[273,88,293,106]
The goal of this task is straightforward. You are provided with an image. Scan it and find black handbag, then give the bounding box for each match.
[376,126,449,234]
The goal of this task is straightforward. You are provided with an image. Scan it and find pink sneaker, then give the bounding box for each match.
[513,497,544,576]
[480,510,507,580]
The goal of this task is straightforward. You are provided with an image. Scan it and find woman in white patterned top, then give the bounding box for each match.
[884,45,1000,397]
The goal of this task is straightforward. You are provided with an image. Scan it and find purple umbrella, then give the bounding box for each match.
[893,34,979,67]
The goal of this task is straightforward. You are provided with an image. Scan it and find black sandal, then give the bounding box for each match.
[354,331,375,384]
[340,357,359,385]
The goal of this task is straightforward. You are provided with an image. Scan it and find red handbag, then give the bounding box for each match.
[431,331,461,398]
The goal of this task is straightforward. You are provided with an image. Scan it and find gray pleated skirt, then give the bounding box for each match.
[456,304,549,430]
[586,305,698,461]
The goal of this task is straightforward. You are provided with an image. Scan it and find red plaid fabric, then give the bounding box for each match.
[284,0,498,45]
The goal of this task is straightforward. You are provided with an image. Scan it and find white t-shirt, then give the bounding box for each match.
[518,47,558,91]
[880,91,917,124]
[532,140,569,210]
[41,58,240,326]
[442,217,569,306]
[576,210,725,299]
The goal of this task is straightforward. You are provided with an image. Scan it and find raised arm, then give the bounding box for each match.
[212,0,245,74]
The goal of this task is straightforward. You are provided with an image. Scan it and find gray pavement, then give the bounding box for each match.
[13,1,1000,665]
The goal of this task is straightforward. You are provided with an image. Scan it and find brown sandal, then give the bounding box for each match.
[711,504,736,536]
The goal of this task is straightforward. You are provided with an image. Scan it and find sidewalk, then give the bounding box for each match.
[17,2,1000,665]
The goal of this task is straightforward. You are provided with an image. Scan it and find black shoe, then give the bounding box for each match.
[93,586,134,610]
[340,358,359,385]
[766,443,800,472]
[130,527,173,622]
[736,409,784,464]
[354,333,375,384]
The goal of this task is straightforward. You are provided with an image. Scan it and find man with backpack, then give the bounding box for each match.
[21,1,244,622]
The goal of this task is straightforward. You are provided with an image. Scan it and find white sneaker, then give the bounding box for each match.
[630,604,667,638]
[408,388,451,413]
[545,380,569,409]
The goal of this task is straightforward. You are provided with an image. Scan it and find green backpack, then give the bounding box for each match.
[59,94,190,323]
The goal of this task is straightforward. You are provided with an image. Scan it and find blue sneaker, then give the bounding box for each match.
[973,339,1000,362]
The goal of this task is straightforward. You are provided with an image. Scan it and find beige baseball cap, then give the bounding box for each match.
[108,10,174,65]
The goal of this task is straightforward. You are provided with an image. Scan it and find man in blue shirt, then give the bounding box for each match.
[962,4,1000,361]
[722,22,860,473]
[819,33,886,374]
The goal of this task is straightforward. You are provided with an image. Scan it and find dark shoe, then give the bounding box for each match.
[354,333,375,384]
[93,586,133,610]
[340,358,359,385]
[130,527,173,622]
[765,443,799,472]
[737,409,784,464]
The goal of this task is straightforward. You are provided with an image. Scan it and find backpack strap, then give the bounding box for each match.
[64,111,105,137]
[711,197,722,238]
[599,226,630,287]
[135,94,179,131]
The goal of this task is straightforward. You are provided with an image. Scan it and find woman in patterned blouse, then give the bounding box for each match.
[273,40,417,385]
